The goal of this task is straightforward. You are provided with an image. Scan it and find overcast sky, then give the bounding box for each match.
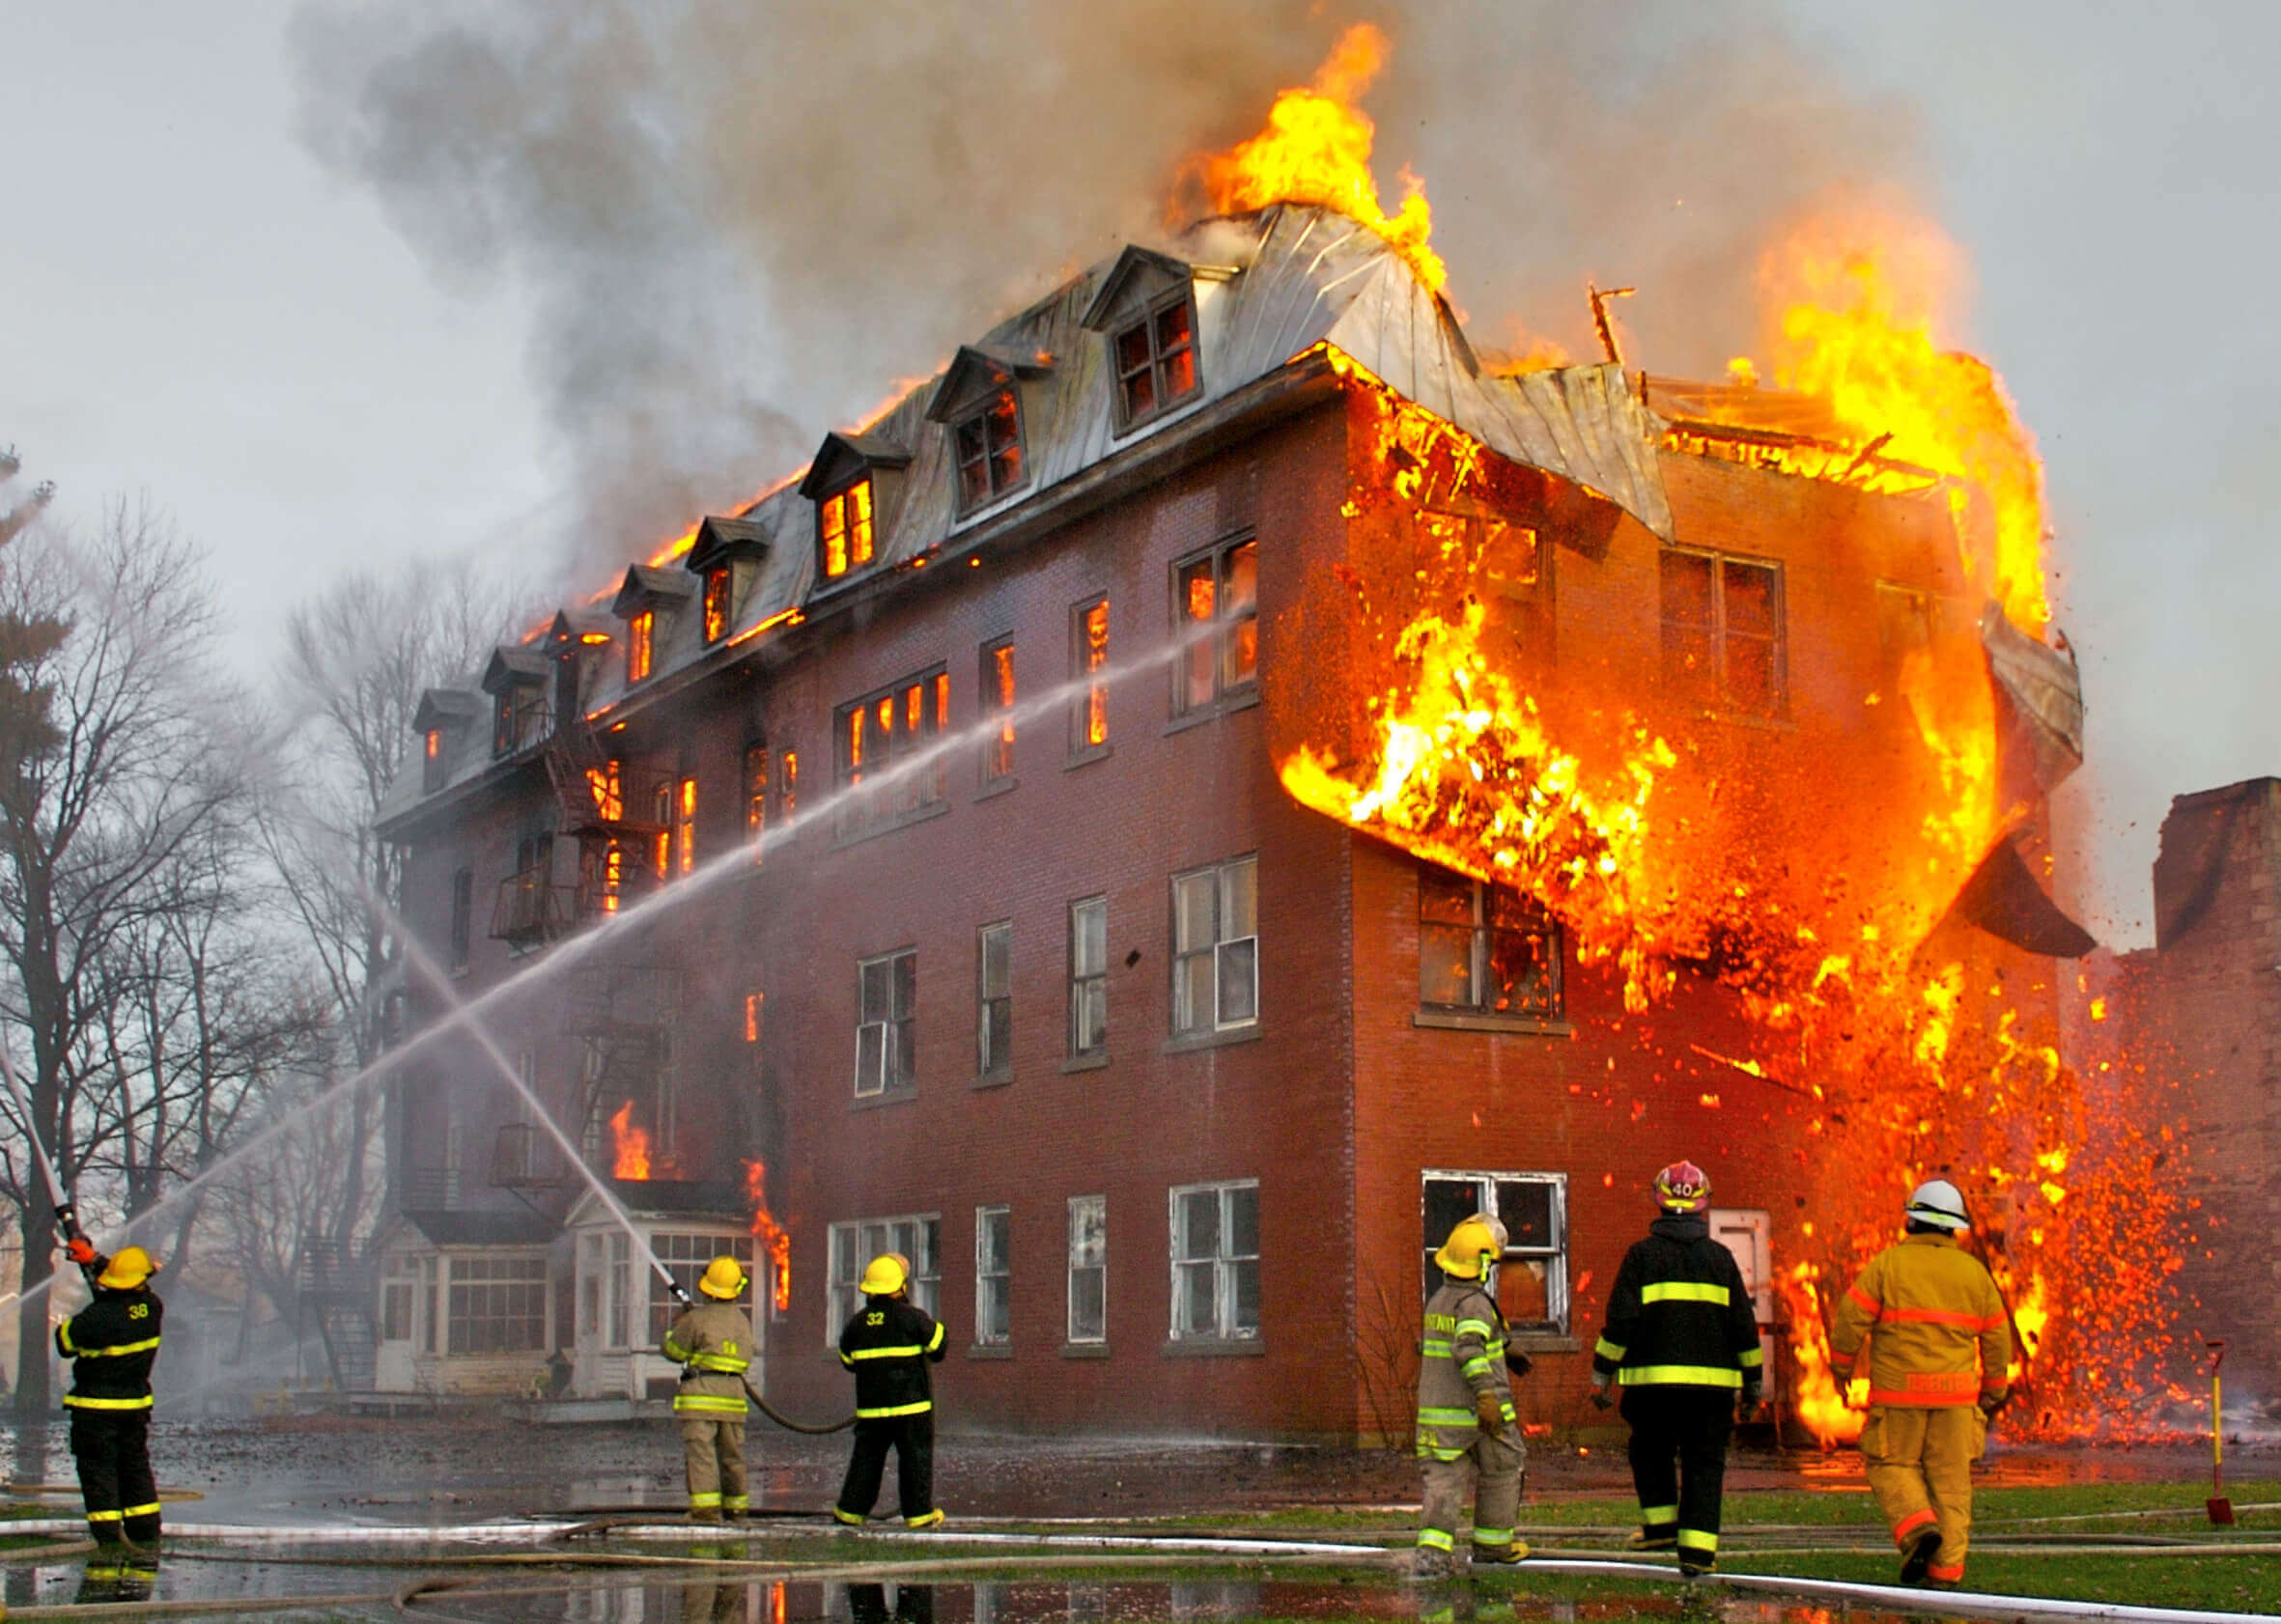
[4,3,2274,945]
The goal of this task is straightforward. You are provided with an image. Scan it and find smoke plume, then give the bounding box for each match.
[290,0,1923,576]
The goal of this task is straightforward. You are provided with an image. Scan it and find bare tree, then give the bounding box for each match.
[0,499,236,1414]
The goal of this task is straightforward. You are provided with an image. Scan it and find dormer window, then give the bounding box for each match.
[819,479,874,579]
[627,609,655,684]
[493,683,547,756]
[423,728,445,793]
[702,567,731,642]
[952,391,1026,514]
[1112,294,1198,427]
[609,566,695,686]
[686,514,771,638]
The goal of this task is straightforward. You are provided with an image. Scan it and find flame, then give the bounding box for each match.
[1183,24,1445,294]
[607,1101,651,1181]
[1779,1262,1866,1447]
[742,1159,793,1314]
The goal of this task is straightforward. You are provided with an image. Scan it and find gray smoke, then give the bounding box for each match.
[290,0,1922,575]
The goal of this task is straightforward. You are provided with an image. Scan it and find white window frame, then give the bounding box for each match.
[1066,1195,1107,1345]
[827,1214,942,1340]
[974,1204,1011,1347]
[1167,1180,1260,1342]
[977,921,1012,1080]
[1170,854,1258,1036]
[1420,1167,1570,1334]
[1069,895,1108,1057]
[855,947,917,1097]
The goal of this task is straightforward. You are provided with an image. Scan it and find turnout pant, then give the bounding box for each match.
[70,1409,160,1547]
[1620,1385,1734,1567]
[680,1417,749,1517]
[1863,1405,1981,1584]
[1416,1422,1526,1554]
[836,1413,936,1525]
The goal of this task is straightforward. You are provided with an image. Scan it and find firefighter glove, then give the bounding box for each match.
[1504,1347,1533,1378]
[1978,1390,2008,1419]
[1591,1388,1614,1412]
[1475,1390,1506,1431]
[1740,1382,1762,1414]
[65,1237,97,1267]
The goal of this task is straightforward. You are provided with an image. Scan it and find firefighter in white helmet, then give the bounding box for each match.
[1411,1214,1531,1578]
[1829,1179,2012,1591]
[661,1255,758,1523]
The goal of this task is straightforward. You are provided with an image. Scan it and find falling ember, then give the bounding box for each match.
[607,1101,651,1181]
[1181,24,1446,294]
[742,1159,793,1313]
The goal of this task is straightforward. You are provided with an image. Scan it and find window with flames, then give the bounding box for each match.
[819,478,875,580]
[1112,294,1199,429]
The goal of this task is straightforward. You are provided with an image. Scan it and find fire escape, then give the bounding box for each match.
[299,1240,378,1393]
[569,960,681,1176]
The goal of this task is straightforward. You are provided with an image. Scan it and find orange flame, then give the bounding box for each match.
[741,1159,793,1314]
[1184,24,1445,294]
[1778,1262,1866,1447]
[607,1101,651,1181]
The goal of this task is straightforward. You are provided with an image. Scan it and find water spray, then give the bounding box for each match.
[0,1031,99,1288]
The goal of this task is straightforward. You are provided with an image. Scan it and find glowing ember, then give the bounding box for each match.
[607,1101,651,1181]
[1183,24,1445,294]
[742,1159,793,1314]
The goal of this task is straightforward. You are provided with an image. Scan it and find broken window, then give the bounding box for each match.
[1169,1181,1259,1341]
[855,948,917,1097]
[952,388,1027,514]
[1173,537,1258,715]
[1068,598,1110,758]
[492,682,548,758]
[448,867,472,974]
[981,638,1016,785]
[702,567,732,643]
[1418,863,1563,1019]
[829,1215,941,1332]
[744,743,769,863]
[977,921,1012,1081]
[423,728,446,794]
[819,478,875,580]
[975,1204,1011,1347]
[1068,896,1108,1058]
[1171,854,1258,1038]
[627,608,655,685]
[1421,1169,1567,1331]
[1112,293,1200,430]
[1661,548,1786,716]
[446,1254,548,1355]
[834,668,949,835]
[1066,1195,1107,1344]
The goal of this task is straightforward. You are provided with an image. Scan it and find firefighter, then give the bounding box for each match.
[1412,1215,1531,1578]
[54,1244,165,1553]
[832,1252,946,1529]
[1589,1162,1760,1578]
[661,1255,757,1523]
[1829,1178,2011,1591]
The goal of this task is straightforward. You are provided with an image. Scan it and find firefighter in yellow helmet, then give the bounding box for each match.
[832,1252,947,1529]
[661,1255,757,1522]
[1412,1215,1531,1579]
[1829,1179,2011,1591]
[55,1246,165,1554]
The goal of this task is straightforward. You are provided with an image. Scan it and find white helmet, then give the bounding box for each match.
[1905,1179,1970,1232]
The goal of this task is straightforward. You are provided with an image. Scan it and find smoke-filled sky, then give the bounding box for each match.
[3,1,2274,943]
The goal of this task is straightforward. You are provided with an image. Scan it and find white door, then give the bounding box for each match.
[1708,1207,1775,1403]
[375,1255,418,1392]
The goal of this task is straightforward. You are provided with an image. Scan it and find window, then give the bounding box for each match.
[702,567,732,643]
[673,776,696,876]
[423,728,446,794]
[1169,1181,1259,1341]
[781,749,799,819]
[1417,864,1563,1018]
[981,638,1016,785]
[648,1232,755,1342]
[835,668,950,834]
[1112,293,1199,428]
[1070,598,1110,756]
[627,608,655,685]
[1068,896,1108,1058]
[1066,1195,1107,1344]
[381,1254,416,1343]
[1174,537,1258,714]
[977,922,1012,1081]
[446,1254,548,1354]
[1170,855,1257,1037]
[952,389,1026,513]
[1875,580,1936,669]
[744,990,763,1047]
[828,1215,941,1332]
[975,1205,1011,1346]
[1661,548,1785,715]
[855,948,917,1097]
[492,683,548,757]
[819,478,875,580]
[744,743,769,861]
[448,867,472,973]
[1420,1169,1568,1332]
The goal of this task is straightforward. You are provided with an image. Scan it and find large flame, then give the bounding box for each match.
[607,1101,651,1181]
[1183,24,1445,294]
[742,1159,793,1314]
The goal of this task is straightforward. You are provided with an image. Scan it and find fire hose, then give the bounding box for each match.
[0,1032,100,1289]
[742,1374,854,1435]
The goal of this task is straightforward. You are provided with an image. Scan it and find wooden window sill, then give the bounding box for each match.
[1162,1024,1261,1057]
[1412,1010,1573,1037]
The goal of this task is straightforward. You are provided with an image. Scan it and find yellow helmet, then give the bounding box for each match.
[698,1255,747,1300]
[1432,1217,1508,1282]
[98,1246,156,1291]
[859,1252,911,1297]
